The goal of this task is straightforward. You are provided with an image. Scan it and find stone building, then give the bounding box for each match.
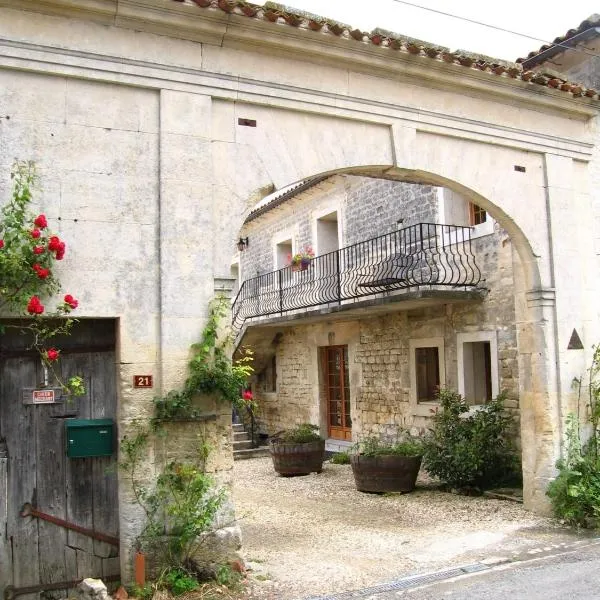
[0,0,599,592]
[233,175,519,449]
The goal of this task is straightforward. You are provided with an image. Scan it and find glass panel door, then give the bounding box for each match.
[325,346,351,440]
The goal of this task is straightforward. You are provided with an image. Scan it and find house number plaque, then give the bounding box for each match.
[133,375,153,388]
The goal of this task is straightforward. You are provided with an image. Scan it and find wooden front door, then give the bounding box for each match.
[0,320,119,599]
[324,346,352,440]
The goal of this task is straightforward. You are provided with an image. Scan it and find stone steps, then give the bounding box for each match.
[232,423,270,460]
[234,446,271,460]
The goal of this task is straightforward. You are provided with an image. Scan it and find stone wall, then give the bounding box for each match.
[239,175,440,278]
[252,224,520,445]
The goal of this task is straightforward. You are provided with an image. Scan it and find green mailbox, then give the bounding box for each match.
[65,418,114,458]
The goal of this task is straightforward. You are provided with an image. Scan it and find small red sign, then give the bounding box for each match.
[133,375,153,389]
[32,389,55,404]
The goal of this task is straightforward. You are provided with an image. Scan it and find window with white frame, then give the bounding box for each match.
[457,331,499,405]
[275,238,293,270]
[409,337,445,415]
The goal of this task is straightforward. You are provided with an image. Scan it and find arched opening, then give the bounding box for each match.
[230,165,546,505]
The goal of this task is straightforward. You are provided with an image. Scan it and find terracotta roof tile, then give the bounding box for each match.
[171,0,600,103]
[517,14,600,67]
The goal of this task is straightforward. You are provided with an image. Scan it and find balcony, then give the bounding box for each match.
[232,223,483,330]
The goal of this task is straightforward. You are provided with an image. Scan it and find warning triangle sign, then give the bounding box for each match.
[567,329,584,350]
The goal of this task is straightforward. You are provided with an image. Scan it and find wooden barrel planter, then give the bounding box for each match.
[351,454,422,493]
[270,439,325,476]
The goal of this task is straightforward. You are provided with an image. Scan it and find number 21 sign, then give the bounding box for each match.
[134,375,153,388]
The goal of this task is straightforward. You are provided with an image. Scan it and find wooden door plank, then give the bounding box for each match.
[36,403,67,592]
[64,354,95,557]
[90,351,119,559]
[0,453,12,592]
[1,357,40,600]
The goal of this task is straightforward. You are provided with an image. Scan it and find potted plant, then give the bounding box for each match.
[269,423,325,475]
[288,245,315,272]
[351,435,423,493]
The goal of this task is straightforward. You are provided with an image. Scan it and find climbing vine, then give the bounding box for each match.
[153,296,253,426]
[120,298,253,589]
[0,161,84,396]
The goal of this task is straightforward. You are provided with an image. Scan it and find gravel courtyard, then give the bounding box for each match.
[233,457,586,600]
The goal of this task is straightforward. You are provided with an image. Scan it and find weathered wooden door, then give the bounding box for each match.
[0,320,119,599]
[324,345,352,441]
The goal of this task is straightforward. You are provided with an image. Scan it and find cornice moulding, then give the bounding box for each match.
[0,0,598,119]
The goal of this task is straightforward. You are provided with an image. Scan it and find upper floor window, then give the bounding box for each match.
[469,202,487,226]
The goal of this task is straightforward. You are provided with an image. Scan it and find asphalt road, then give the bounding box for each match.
[382,540,600,600]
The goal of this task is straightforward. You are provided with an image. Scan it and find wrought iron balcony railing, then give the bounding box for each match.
[232,223,481,329]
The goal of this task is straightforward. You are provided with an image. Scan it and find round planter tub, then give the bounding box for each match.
[351,454,422,493]
[269,439,325,476]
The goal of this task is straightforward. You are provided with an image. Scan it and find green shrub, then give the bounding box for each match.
[357,436,423,457]
[162,567,199,595]
[422,389,517,490]
[273,423,322,444]
[330,450,351,464]
[547,346,600,527]
[547,416,600,527]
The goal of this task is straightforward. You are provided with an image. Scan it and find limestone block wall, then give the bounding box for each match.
[0,64,239,582]
[239,175,440,278]
[253,224,519,444]
[257,329,317,433]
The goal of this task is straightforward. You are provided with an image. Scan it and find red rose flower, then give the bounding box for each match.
[64,294,78,309]
[48,236,61,251]
[55,242,66,260]
[242,390,253,401]
[34,214,48,229]
[45,348,60,362]
[26,296,44,315]
[32,264,50,279]
[33,246,45,255]
[0,240,4,249]
[30,229,41,239]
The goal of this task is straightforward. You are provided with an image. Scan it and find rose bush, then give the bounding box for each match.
[0,161,84,397]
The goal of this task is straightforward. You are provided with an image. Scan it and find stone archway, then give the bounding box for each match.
[222,143,586,513]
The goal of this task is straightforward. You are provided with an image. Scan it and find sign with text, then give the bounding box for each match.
[32,389,55,404]
[133,375,153,389]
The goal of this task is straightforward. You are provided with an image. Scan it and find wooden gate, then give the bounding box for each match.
[0,320,119,599]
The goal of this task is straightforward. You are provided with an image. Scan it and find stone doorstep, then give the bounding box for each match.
[233,440,254,451]
[325,438,353,453]
[233,446,271,460]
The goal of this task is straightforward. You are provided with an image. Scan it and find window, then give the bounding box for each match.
[469,202,487,226]
[316,211,339,256]
[410,337,445,415]
[275,239,292,270]
[457,331,499,405]
[415,347,440,402]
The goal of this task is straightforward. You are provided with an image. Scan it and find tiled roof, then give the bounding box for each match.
[517,14,600,67]
[171,0,600,101]
[244,175,329,223]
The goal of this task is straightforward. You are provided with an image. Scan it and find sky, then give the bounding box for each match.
[255,0,599,61]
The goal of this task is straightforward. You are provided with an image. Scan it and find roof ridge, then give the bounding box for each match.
[173,0,599,102]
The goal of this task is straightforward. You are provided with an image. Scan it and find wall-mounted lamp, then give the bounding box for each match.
[237,237,249,252]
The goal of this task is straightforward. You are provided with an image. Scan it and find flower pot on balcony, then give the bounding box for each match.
[291,260,309,272]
